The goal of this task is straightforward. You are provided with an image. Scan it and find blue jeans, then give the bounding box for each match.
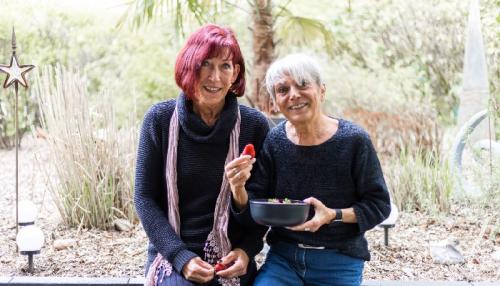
[254,241,364,286]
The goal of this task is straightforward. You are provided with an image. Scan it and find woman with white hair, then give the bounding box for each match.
[224,53,390,286]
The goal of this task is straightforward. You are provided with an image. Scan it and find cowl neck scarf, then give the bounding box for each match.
[145,95,241,286]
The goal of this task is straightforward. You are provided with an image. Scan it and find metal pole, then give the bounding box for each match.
[28,253,33,273]
[0,28,34,241]
[12,30,19,236]
[15,82,19,235]
[384,226,389,246]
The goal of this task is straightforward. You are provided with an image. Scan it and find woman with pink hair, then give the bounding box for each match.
[135,24,269,286]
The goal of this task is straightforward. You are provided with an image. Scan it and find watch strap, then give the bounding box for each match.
[333,209,342,222]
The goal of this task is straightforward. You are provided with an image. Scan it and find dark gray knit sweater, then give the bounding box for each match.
[235,119,390,261]
[134,93,269,277]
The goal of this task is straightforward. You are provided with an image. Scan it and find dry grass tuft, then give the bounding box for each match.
[33,67,137,229]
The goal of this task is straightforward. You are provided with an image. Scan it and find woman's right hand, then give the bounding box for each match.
[182,257,215,283]
[224,155,255,209]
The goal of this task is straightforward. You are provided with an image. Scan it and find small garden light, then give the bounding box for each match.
[16,224,44,273]
[15,200,44,273]
[17,201,37,226]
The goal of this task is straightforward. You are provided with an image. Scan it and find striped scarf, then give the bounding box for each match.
[145,100,241,286]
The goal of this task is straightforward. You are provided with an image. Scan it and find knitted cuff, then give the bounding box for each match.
[171,249,198,273]
[352,204,367,234]
[230,200,255,227]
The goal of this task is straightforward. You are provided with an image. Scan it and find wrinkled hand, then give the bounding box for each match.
[182,257,215,283]
[288,197,332,233]
[225,155,255,197]
[216,248,249,279]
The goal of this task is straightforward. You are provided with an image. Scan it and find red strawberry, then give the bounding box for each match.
[242,144,255,158]
[214,262,227,272]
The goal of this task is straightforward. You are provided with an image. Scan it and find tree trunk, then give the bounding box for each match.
[250,0,275,113]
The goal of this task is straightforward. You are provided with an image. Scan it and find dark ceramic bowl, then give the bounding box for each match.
[249,199,310,227]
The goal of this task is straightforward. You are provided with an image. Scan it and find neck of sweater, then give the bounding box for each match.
[177,92,238,144]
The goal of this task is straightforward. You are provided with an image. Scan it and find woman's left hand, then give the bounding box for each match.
[215,248,249,279]
[288,197,332,233]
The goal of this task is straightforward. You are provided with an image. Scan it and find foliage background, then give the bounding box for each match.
[1,0,498,123]
[0,0,498,226]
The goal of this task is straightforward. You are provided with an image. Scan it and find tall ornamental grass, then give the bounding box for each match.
[34,67,137,229]
[384,149,453,214]
[460,134,500,205]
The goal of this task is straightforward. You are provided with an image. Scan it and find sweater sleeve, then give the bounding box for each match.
[232,132,274,227]
[351,132,391,233]
[231,113,269,259]
[134,104,197,273]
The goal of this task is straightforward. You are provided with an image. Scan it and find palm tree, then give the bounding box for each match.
[119,0,335,113]
[250,0,274,112]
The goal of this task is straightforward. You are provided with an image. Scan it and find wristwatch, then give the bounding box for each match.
[331,209,343,223]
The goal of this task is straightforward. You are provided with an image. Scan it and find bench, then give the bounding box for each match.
[378,201,399,246]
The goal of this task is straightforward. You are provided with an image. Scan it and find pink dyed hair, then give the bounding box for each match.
[174,24,246,99]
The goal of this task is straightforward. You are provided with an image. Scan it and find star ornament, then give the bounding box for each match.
[0,55,35,89]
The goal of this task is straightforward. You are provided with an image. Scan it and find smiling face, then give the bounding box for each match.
[193,52,240,110]
[274,74,325,125]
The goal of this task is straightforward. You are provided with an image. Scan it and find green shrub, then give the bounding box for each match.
[384,149,453,214]
[0,88,37,149]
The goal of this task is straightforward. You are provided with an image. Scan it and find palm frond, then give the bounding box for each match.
[117,0,229,35]
[275,8,336,57]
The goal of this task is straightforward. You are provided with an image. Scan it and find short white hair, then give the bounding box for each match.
[265,53,324,100]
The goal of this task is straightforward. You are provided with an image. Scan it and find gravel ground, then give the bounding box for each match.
[0,136,498,282]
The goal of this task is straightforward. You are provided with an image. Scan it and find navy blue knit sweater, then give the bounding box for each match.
[235,119,390,261]
[134,93,269,276]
